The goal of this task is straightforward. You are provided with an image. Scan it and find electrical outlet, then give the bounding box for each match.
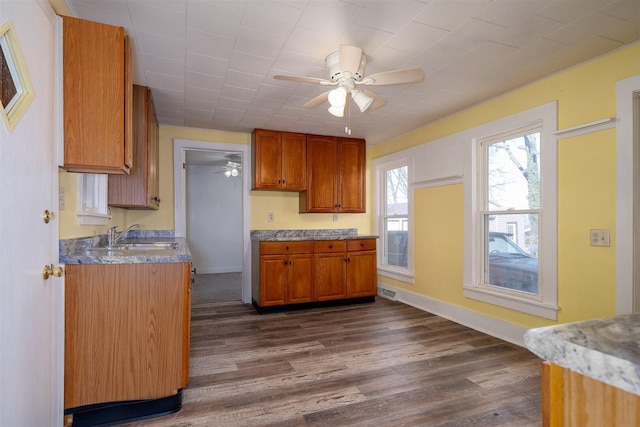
[267,212,274,222]
[590,229,610,247]
[333,213,338,222]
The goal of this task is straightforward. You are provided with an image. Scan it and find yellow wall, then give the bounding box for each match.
[372,43,640,329]
[60,125,374,238]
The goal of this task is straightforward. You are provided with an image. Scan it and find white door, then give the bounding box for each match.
[0,1,61,425]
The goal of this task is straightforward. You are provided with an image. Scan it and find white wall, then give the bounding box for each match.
[186,164,243,273]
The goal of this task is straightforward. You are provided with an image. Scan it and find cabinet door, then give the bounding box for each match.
[281,132,307,191]
[301,135,337,212]
[253,129,282,189]
[62,16,131,174]
[314,252,347,301]
[337,138,366,213]
[64,263,184,409]
[347,250,377,297]
[108,85,159,209]
[288,254,313,304]
[260,254,288,306]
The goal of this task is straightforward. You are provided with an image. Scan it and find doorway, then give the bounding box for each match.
[174,139,251,304]
[615,75,640,313]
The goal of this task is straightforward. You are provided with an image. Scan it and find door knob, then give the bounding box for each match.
[43,210,54,224]
[43,264,64,280]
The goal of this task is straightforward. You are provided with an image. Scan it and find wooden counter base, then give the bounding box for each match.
[542,361,640,426]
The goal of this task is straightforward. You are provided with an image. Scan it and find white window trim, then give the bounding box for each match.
[463,102,558,320]
[374,157,415,283]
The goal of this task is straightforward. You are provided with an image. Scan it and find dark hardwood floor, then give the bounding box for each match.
[123,298,542,426]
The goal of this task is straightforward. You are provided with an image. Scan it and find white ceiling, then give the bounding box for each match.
[64,0,640,145]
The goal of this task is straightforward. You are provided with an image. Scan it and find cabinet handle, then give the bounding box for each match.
[329,244,332,249]
[286,245,289,251]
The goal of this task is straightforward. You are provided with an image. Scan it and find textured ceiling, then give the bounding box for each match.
[64,0,640,145]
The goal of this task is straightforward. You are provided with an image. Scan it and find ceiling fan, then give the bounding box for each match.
[213,159,242,177]
[274,45,424,127]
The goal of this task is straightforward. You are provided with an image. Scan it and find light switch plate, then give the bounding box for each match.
[590,229,610,247]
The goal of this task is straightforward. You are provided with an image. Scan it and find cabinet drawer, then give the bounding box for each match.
[260,241,313,255]
[314,240,347,253]
[347,239,376,252]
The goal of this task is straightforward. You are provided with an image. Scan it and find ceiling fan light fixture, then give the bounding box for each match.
[352,90,373,112]
[328,104,345,117]
[328,86,347,107]
[224,169,232,177]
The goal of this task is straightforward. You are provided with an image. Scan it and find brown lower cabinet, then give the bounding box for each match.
[542,362,640,427]
[64,262,191,410]
[252,239,377,309]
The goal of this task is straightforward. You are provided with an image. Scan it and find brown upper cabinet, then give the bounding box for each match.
[300,135,366,213]
[108,85,160,209]
[61,16,132,174]
[252,129,307,191]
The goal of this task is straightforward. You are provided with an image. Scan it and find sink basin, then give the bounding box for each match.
[107,242,181,250]
[85,241,181,255]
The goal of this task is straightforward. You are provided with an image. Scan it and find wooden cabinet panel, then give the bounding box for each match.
[301,135,365,213]
[288,254,313,304]
[542,362,640,427]
[301,135,337,212]
[64,263,187,409]
[108,85,160,209]
[260,241,314,255]
[347,250,377,297]
[254,238,376,307]
[182,263,192,388]
[260,255,288,306]
[257,242,313,306]
[281,132,307,190]
[337,138,366,213]
[252,129,306,191]
[314,252,347,301]
[62,16,132,174]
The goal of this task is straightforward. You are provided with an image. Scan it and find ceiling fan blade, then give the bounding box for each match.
[360,67,424,86]
[361,89,387,110]
[339,45,363,76]
[273,75,333,85]
[303,91,330,108]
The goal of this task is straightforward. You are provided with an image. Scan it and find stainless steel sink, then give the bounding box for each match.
[86,241,180,255]
[107,242,181,250]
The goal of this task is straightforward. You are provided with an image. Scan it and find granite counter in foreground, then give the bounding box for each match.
[524,313,640,396]
[60,230,192,264]
[251,228,378,241]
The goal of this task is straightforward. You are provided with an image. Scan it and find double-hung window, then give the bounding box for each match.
[464,102,558,319]
[377,160,413,281]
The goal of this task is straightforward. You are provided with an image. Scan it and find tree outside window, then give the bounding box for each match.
[384,165,408,268]
[482,130,541,294]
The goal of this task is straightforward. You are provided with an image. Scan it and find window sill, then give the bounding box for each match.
[77,211,110,226]
[378,267,415,284]
[463,284,558,320]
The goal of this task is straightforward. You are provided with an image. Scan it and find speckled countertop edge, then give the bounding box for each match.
[60,230,192,264]
[524,313,640,396]
[251,228,378,241]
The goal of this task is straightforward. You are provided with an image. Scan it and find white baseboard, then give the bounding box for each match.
[378,282,528,347]
[196,266,242,275]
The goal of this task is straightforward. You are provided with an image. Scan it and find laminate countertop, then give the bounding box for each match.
[524,313,640,396]
[251,228,378,241]
[60,231,191,264]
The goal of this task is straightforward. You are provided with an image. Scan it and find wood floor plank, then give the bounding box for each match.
[121,298,542,427]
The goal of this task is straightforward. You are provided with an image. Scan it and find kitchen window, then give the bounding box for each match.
[464,103,558,319]
[377,160,413,281]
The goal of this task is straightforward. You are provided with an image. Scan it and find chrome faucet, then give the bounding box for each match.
[107,224,140,247]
